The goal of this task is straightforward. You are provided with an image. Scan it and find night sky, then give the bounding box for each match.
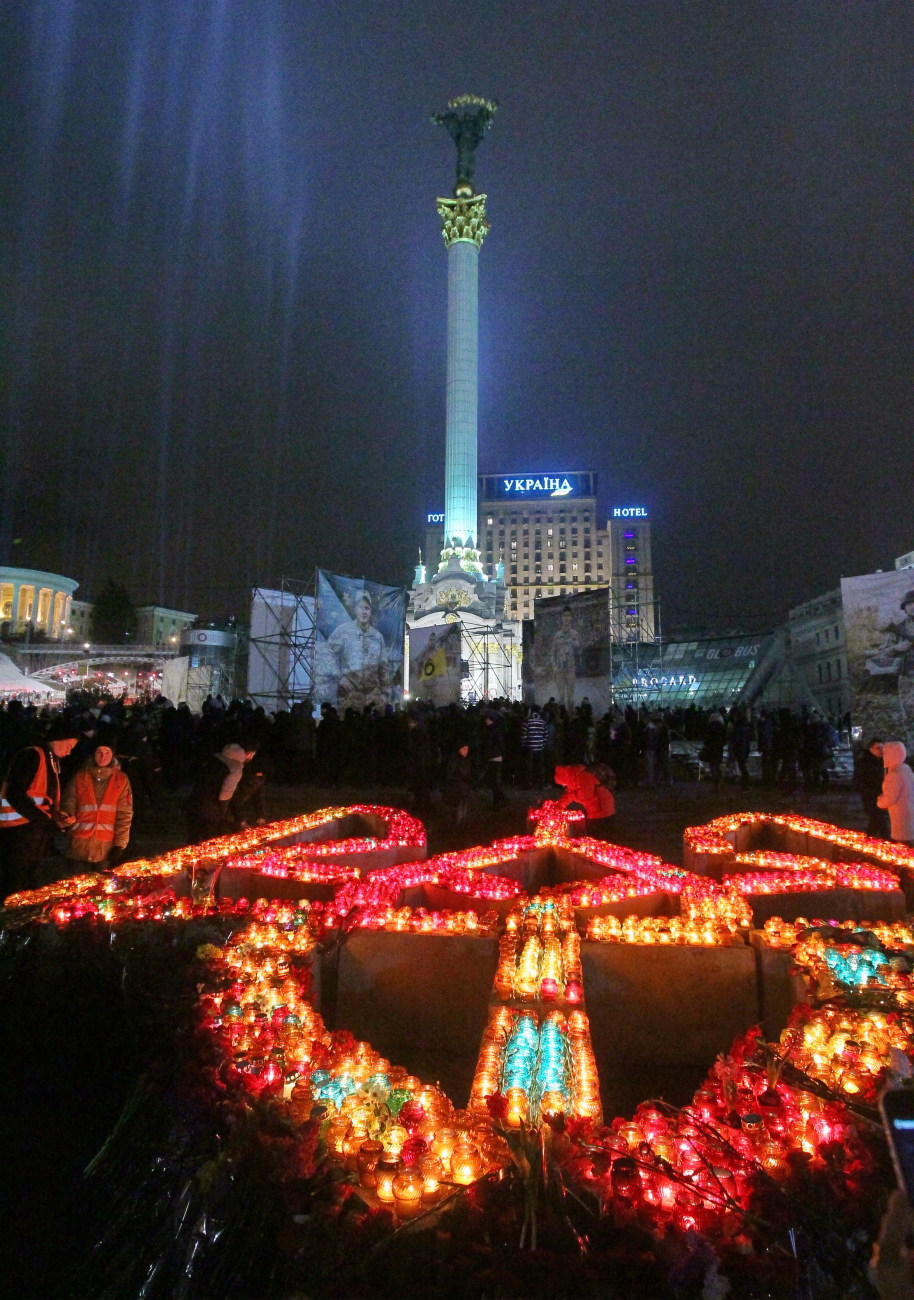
[2,2,912,633]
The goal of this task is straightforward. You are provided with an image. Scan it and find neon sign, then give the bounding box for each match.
[502,476,574,497]
[426,512,445,524]
[632,673,698,690]
[480,472,595,502]
[612,506,648,518]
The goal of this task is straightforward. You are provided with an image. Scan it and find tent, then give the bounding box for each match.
[0,651,65,699]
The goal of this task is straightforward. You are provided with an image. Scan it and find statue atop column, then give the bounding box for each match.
[431,94,497,196]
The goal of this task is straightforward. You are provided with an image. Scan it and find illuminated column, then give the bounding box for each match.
[436,192,489,566]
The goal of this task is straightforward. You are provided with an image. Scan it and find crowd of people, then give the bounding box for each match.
[1,690,911,899]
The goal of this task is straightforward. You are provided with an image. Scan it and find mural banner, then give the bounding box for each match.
[408,623,462,705]
[314,571,406,711]
[841,571,914,748]
[529,589,611,712]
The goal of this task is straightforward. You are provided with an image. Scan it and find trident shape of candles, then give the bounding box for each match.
[7,802,914,1241]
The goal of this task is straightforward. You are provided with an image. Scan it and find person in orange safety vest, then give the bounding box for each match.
[0,716,80,898]
[61,743,134,868]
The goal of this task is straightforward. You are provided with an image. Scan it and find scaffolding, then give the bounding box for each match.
[608,588,663,710]
[247,576,316,711]
[460,619,522,702]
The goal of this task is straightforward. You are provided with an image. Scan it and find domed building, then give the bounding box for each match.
[0,566,78,640]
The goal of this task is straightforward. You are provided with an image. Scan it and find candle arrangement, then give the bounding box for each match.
[5,802,914,1296]
[585,913,747,945]
[686,810,914,876]
[724,849,901,894]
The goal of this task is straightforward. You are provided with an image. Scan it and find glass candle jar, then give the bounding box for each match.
[382,1124,409,1159]
[431,1127,457,1163]
[417,1153,446,1200]
[357,1140,384,1190]
[392,1167,424,1219]
[450,1139,483,1186]
[375,1156,399,1203]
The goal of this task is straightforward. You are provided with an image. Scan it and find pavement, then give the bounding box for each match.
[121,775,870,870]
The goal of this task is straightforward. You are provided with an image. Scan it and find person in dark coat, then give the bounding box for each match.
[405,713,436,809]
[704,712,727,790]
[481,710,506,810]
[315,703,341,786]
[444,743,474,825]
[229,746,271,828]
[728,710,753,788]
[185,743,247,844]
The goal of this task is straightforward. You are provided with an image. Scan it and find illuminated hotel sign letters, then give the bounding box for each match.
[479,472,595,502]
[426,512,445,524]
[612,506,648,518]
[502,476,574,497]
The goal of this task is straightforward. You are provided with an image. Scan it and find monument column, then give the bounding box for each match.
[431,95,497,575]
[436,193,488,558]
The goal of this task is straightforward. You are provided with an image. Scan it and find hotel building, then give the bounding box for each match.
[423,471,655,636]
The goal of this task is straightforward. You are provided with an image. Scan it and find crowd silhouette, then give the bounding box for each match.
[0,691,852,813]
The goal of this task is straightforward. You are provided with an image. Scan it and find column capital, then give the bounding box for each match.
[436,193,489,248]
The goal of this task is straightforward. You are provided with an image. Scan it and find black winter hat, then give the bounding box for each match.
[46,716,81,741]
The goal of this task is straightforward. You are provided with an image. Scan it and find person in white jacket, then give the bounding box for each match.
[876,740,914,844]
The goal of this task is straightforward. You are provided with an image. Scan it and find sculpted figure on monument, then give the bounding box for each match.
[431,95,497,189]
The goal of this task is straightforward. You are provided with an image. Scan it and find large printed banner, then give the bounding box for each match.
[408,623,462,706]
[527,588,612,712]
[841,570,914,747]
[314,571,406,711]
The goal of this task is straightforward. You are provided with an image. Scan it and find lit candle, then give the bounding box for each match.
[392,1167,425,1218]
[450,1139,483,1186]
[375,1155,399,1202]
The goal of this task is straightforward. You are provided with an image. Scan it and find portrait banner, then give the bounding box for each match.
[408,624,462,706]
[531,589,611,712]
[315,571,407,711]
[841,571,914,749]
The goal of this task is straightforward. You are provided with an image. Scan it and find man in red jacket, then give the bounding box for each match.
[0,716,80,898]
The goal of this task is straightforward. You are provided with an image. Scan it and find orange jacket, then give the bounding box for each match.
[69,767,130,844]
[0,747,52,827]
[554,765,615,819]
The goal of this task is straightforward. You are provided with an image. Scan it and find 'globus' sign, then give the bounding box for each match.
[613,506,648,518]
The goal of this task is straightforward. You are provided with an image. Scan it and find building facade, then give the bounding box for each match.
[68,600,92,641]
[0,566,78,640]
[786,589,849,718]
[136,605,198,647]
[423,475,655,633]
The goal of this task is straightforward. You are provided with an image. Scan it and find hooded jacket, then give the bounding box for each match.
[554,765,615,820]
[877,741,914,841]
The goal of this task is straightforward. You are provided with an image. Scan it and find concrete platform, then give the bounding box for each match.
[581,941,758,1120]
[319,930,498,1105]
